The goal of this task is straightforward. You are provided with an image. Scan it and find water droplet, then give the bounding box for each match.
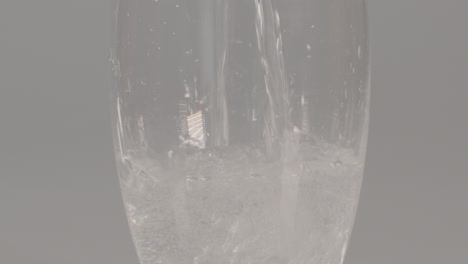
[144,193,153,201]
[332,159,344,168]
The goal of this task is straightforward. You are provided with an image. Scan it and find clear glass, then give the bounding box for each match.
[110,0,369,263]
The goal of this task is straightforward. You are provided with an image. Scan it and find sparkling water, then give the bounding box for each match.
[117,145,363,264]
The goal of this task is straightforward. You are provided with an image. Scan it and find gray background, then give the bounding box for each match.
[0,0,467,263]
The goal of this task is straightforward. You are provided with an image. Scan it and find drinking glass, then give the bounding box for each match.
[110,0,369,263]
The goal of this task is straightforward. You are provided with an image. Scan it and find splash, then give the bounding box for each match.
[199,0,230,148]
[254,0,291,158]
[212,0,230,147]
[254,0,294,259]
